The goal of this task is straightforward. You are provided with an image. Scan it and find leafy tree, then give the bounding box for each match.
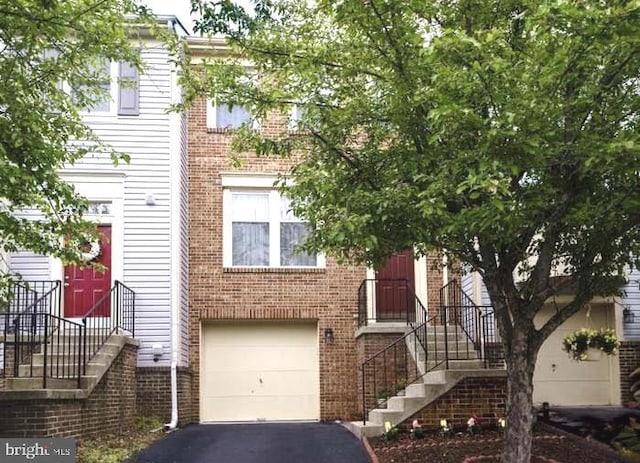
[185,0,640,460]
[0,0,150,294]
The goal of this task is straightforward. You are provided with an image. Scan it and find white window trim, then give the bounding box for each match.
[288,104,303,132]
[60,60,139,117]
[222,174,325,269]
[206,100,260,130]
[60,61,119,116]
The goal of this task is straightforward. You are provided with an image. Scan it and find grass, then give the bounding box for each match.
[77,416,166,463]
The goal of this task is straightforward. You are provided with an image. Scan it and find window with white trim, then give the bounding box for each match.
[207,101,255,130]
[223,186,322,268]
[65,59,139,115]
[288,104,305,132]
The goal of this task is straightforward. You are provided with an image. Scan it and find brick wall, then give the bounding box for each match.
[0,343,138,438]
[619,341,640,404]
[136,367,195,425]
[406,376,507,431]
[188,96,367,422]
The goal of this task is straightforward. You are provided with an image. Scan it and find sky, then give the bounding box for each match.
[142,0,197,34]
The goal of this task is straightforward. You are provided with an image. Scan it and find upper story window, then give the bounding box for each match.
[222,175,323,269]
[288,104,305,132]
[66,59,139,116]
[206,101,255,130]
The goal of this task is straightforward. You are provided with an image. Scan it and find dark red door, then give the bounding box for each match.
[64,225,112,318]
[375,250,415,321]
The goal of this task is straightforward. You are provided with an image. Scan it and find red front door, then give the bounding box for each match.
[375,250,415,321]
[64,225,112,318]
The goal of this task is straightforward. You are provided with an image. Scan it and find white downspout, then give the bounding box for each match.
[165,18,180,431]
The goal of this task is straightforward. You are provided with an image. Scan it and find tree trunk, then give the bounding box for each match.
[503,330,537,463]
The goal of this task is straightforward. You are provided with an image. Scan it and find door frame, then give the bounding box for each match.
[50,173,125,321]
[365,250,428,323]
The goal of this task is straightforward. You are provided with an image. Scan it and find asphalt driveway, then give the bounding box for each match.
[132,422,371,463]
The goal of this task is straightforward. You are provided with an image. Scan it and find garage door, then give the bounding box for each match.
[533,304,615,406]
[201,321,320,422]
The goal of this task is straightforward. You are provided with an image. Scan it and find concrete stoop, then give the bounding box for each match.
[2,335,138,398]
[347,368,507,438]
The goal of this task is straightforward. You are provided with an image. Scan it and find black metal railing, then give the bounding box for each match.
[81,281,135,372]
[1,279,135,389]
[11,312,84,388]
[440,279,503,365]
[359,277,506,423]
[358,279,417,326]
[361,314,444,425]
[1,280,61,336]
[360,282,436,424]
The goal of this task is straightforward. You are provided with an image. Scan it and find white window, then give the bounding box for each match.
[222,178,323,268]
[207,101,255,130]
[288,104,305,132]
[65,59,139,115]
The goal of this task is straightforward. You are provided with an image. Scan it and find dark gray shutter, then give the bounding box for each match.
[118,61,139,116]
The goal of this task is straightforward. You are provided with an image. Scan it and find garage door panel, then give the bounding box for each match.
[201,322,320,422]
[533,305,614,405]
[534,381,610,406]
[206,346,317,371]
[204,395,319,422]
[203,370,318,396]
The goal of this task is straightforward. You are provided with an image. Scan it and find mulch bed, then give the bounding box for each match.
[369,427,635,463]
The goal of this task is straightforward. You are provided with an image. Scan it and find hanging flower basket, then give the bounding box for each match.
[562,328,619,361]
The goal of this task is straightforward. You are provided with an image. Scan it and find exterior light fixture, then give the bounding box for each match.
[624,306,635,325]
[324,328,334,344]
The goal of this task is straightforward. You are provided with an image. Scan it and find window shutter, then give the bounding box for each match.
[118,61,139,115]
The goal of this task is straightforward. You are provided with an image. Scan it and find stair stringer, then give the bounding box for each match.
[5,334,138,394]
[347,368,507,438]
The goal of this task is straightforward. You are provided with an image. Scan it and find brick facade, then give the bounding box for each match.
[188,96,367,422]
[406,376,507,431]
[136,367,196,425]
[0,344,138,438]
[619,341,640,404]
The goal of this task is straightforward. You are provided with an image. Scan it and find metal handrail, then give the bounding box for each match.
[2,281,61,335]
[81,280,135,373]
[440,279,503,363]
[1,279,134,389]
[357,279,418,326]
[12,313,84,388]
[9,283,62,369]
[361,315,443,425]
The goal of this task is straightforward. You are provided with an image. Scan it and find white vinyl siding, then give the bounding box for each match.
[8,252,51,281]
[623,268,640,339]
[5,41,184,368]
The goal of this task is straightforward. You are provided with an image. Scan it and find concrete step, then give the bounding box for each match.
[5,335,135,393]
[350,368,507,437]
[423,359,485,370]
[30,343,120,364]
[18,362,105,377]
[344,421,384,438]
[6,375,96,390]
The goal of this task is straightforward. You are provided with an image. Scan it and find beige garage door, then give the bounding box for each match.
[201,321,320,422]
[533,304,615,406]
